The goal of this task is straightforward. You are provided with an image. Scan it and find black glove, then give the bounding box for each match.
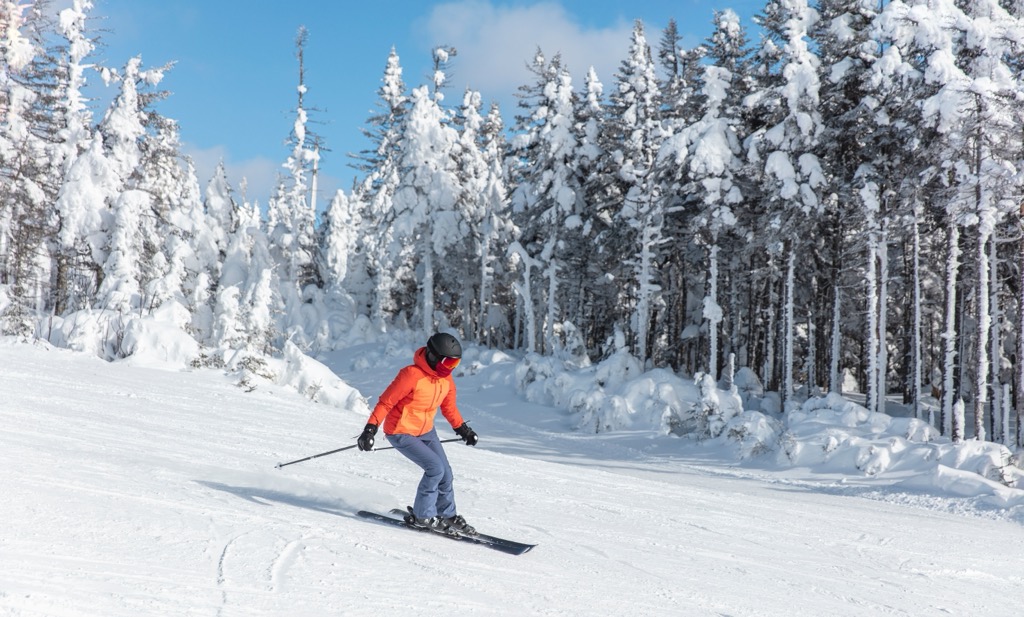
[454,423,478,446]
[357,423,378,451]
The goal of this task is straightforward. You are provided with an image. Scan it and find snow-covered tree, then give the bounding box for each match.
[204,162,236,246]
[313,187,360,346]
[954,0,1022,440]
[811,0,880,397]
[569,66,611,355]
[475,102,515,346]
[601,21,663,364]
[0,0,49,334]
[654,27,706,374]
[266,26,321,345]
[53,0,95,170]
[390,72,462,333]
[748,0,825,409]
[687,9,747,380]
[50,0,100,315]
[96,188,148,315]
[213,195,279,355]
[449,89,511,341]
[53,135,117,312]
[320,189,357,303]
[91,56,170,317]
[872,0,1024,439]
[356,48,407,324]
[98,57,150,181]
[507,51,586,354]
[134,117,204,313]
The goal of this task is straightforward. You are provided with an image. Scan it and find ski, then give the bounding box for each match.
[356,510,535,556]
[386,508,536,555]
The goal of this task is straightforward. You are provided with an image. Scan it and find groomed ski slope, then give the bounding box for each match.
[3,339,1024,617]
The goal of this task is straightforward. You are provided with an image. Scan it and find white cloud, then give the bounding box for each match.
[419,1,634,101]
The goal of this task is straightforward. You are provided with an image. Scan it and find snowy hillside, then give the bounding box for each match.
[4,338,1024,617]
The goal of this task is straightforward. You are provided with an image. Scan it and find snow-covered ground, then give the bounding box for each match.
[4,337,1024,617]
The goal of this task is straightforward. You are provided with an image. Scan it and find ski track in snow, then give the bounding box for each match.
[3,342,1024,616]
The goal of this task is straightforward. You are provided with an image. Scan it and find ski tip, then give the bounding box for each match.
[274,463,282,469]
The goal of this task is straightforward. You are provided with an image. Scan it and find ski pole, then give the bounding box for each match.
[275,438,465,468]
[275,444,359,468]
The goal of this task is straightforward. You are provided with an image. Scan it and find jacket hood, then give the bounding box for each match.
[413,347,431,371]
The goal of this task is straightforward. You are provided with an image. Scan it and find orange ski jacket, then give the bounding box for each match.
[367,347,465,436]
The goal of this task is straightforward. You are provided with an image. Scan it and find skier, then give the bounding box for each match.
[357,332,479,535]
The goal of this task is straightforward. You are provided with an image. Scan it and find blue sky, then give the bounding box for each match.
[87,0,766,205]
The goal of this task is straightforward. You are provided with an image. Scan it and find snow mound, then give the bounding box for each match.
[514,351,782,459]
[273,341,369,412]
[46,302,199,364]
[206,341,369,414]
[779,394,1024,503]
[514,351,1024,503]
[42,302,368,414]
[515,351,680,433]
[122,301,201,366]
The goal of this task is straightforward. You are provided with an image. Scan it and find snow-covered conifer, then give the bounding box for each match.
[313,187,360,345]
[686,9,747,380]
[601,21,664,364]
[355,48,407,324]
[953,0,1022,440]
[811,0,881,397]
[449,89,511,340]
[748,0,824,408]
[476,102,515,346]
[507,51,585,354]
[266,27,322,348]
[90,57,171,319]
[390,82,461,333]
[214,193,280,355]
[54,0,96,169]
[0,0,48,334]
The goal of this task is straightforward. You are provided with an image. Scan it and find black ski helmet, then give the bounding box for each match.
[427,332,462,360]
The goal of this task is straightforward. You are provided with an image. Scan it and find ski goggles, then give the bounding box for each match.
[439,355,461,370]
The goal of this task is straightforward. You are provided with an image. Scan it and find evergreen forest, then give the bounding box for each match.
[3,0,1024,447]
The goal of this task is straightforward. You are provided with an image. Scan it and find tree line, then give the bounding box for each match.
[2,0,1024,447]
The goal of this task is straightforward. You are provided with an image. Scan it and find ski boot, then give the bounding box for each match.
[403,507,447,533]
[443,514,477,536]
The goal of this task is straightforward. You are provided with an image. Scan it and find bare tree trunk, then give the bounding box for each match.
[830,282,841,394]
[1018,220,1024,447]
[509,243,537,353]
[720,352,736,396]
[974,233,990,441]
[878,221,889,414]
[912,214,923,420]
[707,240,720,379]
[866,215,879,415]
[478,234,491,344]
[807,278,817,396]
[943,225,961,441]
[782,244,795,411]
[729,264,742,368]
[421,242,434,334]
[989,234,1001,442]
[764,262,778,393]
[545,239,559,356]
